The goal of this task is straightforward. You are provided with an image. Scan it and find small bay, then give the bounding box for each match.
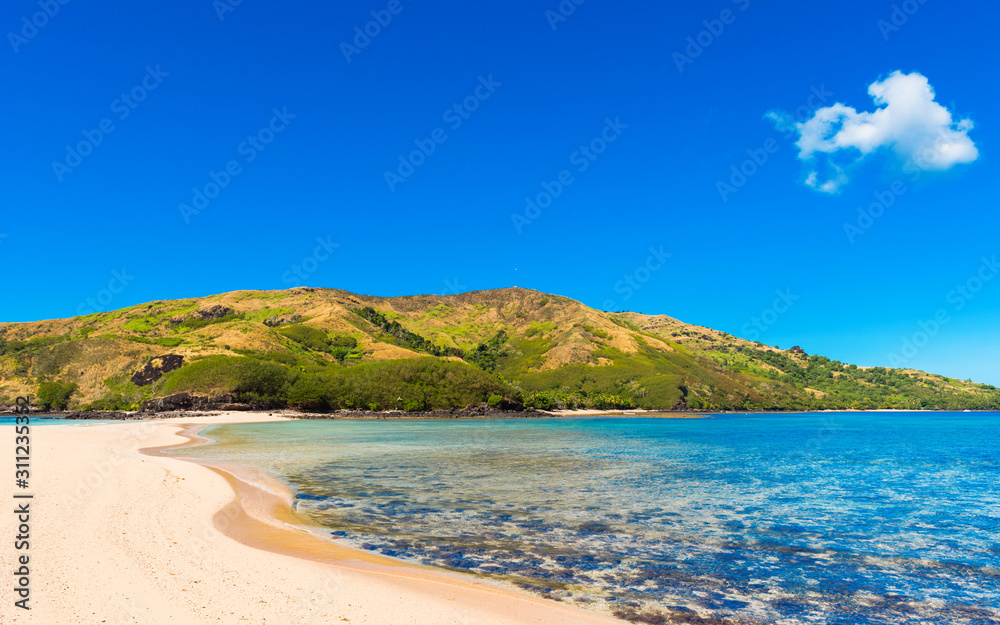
[175,413,1000,624]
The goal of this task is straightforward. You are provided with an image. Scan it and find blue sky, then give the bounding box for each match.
[2,0,997,384]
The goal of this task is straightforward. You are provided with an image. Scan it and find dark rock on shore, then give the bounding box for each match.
[35,409,220,420]
[219,403,253,411]
[140,392,235,413]
[142,392,194,412]
[63,411,138,420]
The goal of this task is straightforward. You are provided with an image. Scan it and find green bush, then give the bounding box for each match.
[277,326,363,362]
[83,398,133,411]
[36,381,79,410]
[263,314,303,327]
[259,351,302,366]
[524,391,557,411]
[466,331,509,372]
[124,335,186,348]
[487,394,502,407]
[159,356,294,405]
[590,393,636,410]
[331,335,358,348]
[575,323,610,339]
[178,313,245,331]
[279,325,332,351]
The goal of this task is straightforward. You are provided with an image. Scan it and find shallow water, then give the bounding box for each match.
[0,415,120,425]
[174,414,1000,624]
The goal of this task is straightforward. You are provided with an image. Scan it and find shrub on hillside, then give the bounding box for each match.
[36,381,79,410]
[523,392,558,411]
[278,325,332,351]
[178,313,245,331]
[159,356,294,405]
[466,331,509,372]
[278,326,363,362]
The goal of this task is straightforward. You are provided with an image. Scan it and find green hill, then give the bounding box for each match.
[1,287,997,412]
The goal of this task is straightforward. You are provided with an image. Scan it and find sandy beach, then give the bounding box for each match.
[1,414,624,624]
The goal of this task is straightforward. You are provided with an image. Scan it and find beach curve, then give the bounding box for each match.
[1,412,626,624]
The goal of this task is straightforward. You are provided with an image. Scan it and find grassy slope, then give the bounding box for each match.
[0,287,996,410]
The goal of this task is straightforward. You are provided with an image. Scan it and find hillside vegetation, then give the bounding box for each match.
[0,287,997,412]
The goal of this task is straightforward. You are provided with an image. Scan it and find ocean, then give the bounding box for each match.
[171,413,1000,624]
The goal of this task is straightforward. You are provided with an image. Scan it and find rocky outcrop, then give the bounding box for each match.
[196,305,233,320]
[141,392,194,412]
[140,392,234,413]
[130,354,184,387]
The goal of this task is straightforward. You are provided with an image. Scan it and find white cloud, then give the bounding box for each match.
[779,71,978,193]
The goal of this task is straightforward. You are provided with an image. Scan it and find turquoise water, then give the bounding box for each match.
[176,414,1000,624]
[0,416,115,425]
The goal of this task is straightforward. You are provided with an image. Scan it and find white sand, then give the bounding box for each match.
[1,414,624,624]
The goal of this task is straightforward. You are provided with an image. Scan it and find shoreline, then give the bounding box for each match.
[4,406,982,422]
[2,412,624,624]
[145,424,576,592]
